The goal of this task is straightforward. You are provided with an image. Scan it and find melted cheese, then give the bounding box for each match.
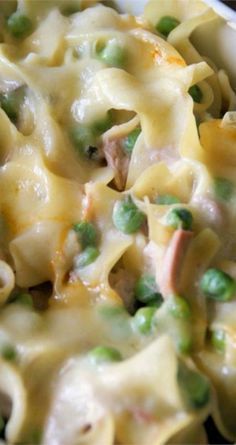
[0,1,235,444]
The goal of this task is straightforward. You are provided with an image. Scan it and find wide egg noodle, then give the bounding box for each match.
[0,0,235,444]
[0,261,15,306]
[0,110,18,165]
[95,58,213,187]
[0,360,27,444]
[75,182,133,296]
[43,336,209,445]
[144,0,222,116]
[0,127,83,286]
[22,8,68,62]
[199,119,236,182]
[10,222,67,287]
[0,147,82,234]
[218,70,236,111]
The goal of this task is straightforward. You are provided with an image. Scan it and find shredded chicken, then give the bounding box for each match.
[159,229,193,297]
[103,136,129,191]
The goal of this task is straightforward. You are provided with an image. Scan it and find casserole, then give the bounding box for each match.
[0,1,235,444]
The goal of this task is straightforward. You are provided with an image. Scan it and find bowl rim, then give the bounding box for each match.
[114,0,236,23]
[201,0,236,21]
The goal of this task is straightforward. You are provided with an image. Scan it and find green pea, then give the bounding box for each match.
[112,195,146,234]
[178,362,210,409]
[91,111,113,135]
[1,344,17,362]
[0,88,24,122]
[200,268,236,301]
[95,39,125,68]
[123,128,141,155]
[75,246,99,269]
[7,12,32,38]
[214,177,234,201]
[188,85,203,104]
[165,207,193,231]
[167,295,191,320]
[88,345,122,364]
[73,221,97,249]
[14,292,33,307]
[132,307,156,335]
[134,275,163,306]
[211,329,225,353]
[71,113,112,157]
[70,126,96,157]
[155,16,180,37]
[155,194,180,205]
[0,93,17,121]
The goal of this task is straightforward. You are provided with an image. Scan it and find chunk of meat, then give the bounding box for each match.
[159,229,193,297]
[103,137,129,191]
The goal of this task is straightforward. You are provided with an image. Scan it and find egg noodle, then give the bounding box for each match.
[0,0,236,444]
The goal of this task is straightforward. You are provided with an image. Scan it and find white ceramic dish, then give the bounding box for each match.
[114,0,236,89]
[193,0,236,89]
[205,0,236,21]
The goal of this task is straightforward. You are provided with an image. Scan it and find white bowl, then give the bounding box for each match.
[193,0,236,89]
[205,0,236,21]
[114,0,236,89]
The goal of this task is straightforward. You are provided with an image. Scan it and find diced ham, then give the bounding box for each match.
[159,229,193,297]
[103,137,129,191]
